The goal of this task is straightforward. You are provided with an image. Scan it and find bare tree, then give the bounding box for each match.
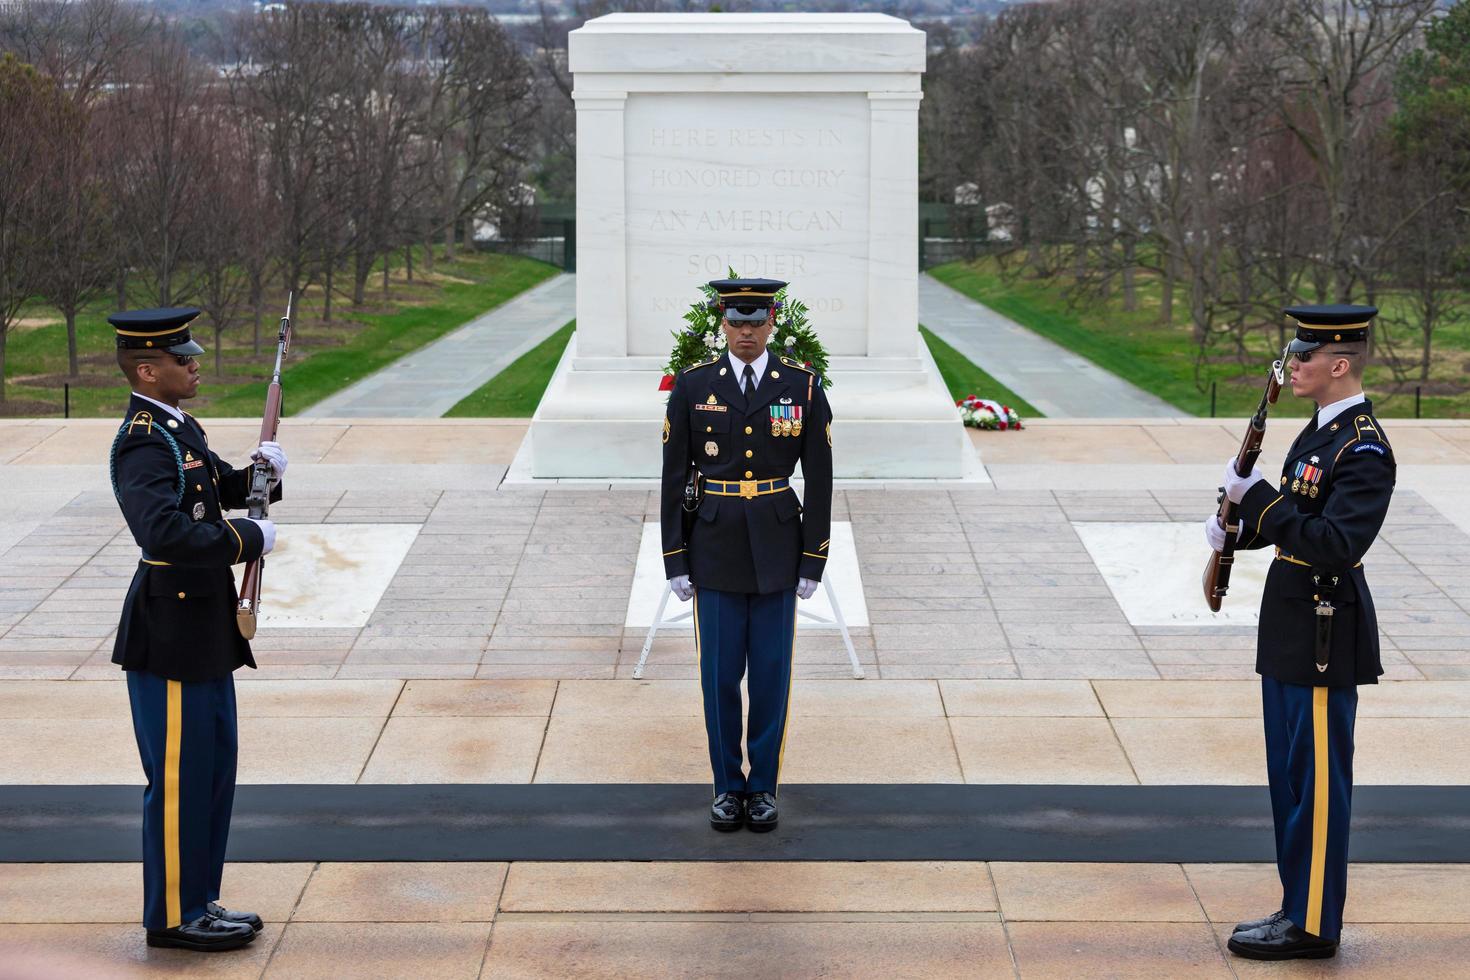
[2,0,147,379]
[229,4,337,304]
[103,27,214,307]
[328,5,426,305]
[0,54,58,403]
[0,0,149,107]
[31,94,110,377]
[425,7,536,261]
[955,4,1082,273]
[193,109,256,379]
[1266,0,1437,301]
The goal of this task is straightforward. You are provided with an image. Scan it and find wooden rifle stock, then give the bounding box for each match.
[237,294,293,639]
[1203,359,1284,612]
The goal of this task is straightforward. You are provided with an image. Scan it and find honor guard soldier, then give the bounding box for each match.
[1205,305,1392,961]
[109,308,286,952]
[661,278,834,833]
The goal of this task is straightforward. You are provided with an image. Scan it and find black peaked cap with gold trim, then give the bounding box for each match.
[110,307,205,355]
[708,278,787,323]
[1283,304,1376,355]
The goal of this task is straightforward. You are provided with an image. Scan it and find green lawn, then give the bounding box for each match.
[444,320,575,417]
[1,250,559,418]
[928,258,1470,419]
[919,325,1043,418]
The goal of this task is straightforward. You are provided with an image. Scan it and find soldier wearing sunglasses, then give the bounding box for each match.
[1205,305,1393,961]
[108,307,286,952]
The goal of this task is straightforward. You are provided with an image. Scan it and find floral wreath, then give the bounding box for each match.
[958,395,1023,431]
[660,268,832,390]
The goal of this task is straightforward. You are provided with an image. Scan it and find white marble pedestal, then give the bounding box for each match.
[530,337,970,479]
[528,13,971,480]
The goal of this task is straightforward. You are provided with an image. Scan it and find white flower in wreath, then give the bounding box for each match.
[706,315,716,327]
[781,335,794,347]
[703,333,719,350]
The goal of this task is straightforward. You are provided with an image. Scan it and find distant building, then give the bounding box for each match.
[473,182,538,242]
[954,182,981,207]
[985,202,1016,242]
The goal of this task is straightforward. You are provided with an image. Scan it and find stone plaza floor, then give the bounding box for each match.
[1,416,1468,977]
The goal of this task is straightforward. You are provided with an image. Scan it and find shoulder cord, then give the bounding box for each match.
[109,420,186,505]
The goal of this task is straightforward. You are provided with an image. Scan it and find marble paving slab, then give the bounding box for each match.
[1073,522,1270,627]
[625,521,868,628]
[232,524,421,629]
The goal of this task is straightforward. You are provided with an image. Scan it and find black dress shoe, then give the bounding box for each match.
[146,913,257,951]
[1233,908,1285,934]
[1227,917,1337,960]
[207,902,263,933]
[710,792,744,831]
[745,791,778,832]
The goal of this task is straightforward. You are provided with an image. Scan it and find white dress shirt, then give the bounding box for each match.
[1315,392,1366,430]
[131,392,186,425]
[727,349,769,394]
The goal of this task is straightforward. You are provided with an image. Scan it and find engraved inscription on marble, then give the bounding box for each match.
[624,93,870,356]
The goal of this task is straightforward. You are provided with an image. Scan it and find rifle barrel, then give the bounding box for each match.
[1204,358,1282,610]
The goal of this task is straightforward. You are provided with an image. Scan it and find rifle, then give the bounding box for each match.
[236,293,293,639]
[1202,354,1285,612]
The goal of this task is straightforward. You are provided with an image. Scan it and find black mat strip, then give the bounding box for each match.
[4,785,1467,863]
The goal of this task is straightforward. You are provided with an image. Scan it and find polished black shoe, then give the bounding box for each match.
[710,792,744,832]
[146,913,257,951]
[1233,908,1285,934]
[1227,917,1338,960]
[206,902,263,933]
[745,791,778,832]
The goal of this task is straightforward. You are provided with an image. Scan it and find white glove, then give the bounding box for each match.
[249,518,276,556]
[252,441,288,480]
[796,577,818,600]
[669,574,693,601]
[1223,459,1265,504]
[1203,514,1227,553]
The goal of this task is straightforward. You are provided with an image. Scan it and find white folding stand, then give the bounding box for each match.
[632,576,864,679]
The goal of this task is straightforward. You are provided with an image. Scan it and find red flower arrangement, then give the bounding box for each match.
[958,396,1024,431]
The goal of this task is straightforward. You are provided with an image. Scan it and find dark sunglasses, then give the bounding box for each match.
[1293,349,1358,364]
[139,353,197,367]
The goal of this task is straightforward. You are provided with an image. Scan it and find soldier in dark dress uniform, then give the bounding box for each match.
[109,308,285,952]
[661,278,834,833]
[1205,305,1393,961]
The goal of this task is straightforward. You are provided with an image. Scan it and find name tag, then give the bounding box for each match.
[694,403,728,413]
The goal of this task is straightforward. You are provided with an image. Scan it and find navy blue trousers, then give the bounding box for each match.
[693,587,798,797]
[126,670,238,930]
[1262,677,1357,942]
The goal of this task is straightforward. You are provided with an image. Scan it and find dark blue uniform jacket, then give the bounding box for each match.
[1235,400,1393,687]
[661,355,834,595]
[111,395,279,682]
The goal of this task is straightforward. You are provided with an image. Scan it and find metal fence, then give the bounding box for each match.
[471,209,1008,273]
[918,207,1003,270]
[475,217,575,271]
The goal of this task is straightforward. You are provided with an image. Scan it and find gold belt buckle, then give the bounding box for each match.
[739,480,758,499]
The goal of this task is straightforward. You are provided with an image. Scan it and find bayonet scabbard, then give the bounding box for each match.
[1311,572,1339,674]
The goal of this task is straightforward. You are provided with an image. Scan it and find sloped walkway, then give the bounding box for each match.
[301,273,575,418]
[919,273,1179,418]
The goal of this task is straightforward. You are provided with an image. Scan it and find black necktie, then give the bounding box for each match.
[1288,412,1317,458]
[742,364,755,396]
